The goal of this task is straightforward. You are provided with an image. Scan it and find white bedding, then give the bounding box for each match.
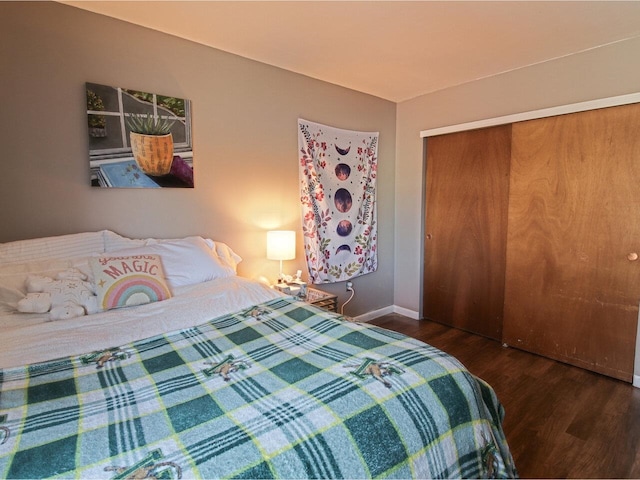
[0,276,283,368]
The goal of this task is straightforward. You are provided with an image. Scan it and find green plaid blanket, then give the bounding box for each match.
[0,297,517,478]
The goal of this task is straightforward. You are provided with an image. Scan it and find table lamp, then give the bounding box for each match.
[267,230,296,282]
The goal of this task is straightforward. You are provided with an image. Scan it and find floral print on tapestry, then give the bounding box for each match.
[298,119,378,284]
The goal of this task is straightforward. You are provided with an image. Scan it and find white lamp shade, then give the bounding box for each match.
[267,231,296,260]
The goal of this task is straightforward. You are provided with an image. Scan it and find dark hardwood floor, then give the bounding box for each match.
[369,314,640,479]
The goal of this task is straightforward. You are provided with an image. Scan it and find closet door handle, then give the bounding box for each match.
[426,234,433,240]
[627,252,638,261]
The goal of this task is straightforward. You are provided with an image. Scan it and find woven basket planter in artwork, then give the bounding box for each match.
[130,132,174,176]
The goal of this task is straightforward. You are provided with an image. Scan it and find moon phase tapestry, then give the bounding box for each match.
[298,118,378,283]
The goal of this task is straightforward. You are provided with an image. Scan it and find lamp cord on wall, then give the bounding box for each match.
[340,286,355,315]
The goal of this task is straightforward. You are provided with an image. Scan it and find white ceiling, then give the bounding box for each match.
[61,1,640,102]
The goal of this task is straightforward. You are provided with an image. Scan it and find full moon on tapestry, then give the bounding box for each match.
[298,119,378,284]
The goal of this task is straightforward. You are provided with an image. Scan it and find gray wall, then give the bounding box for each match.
[0,2,396,316]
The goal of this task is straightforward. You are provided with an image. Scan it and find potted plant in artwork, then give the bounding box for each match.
[86,89,107,138]
[126,113,176,176]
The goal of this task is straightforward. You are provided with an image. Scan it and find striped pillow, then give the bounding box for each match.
[0,231,106,265]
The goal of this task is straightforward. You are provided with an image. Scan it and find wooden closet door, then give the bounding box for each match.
[504,103,640,382]
[423,125,511,340]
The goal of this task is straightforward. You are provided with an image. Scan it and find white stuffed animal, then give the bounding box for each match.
[17,268,99,320]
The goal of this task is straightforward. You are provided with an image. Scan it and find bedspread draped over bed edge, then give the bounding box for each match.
[0,297,517,479]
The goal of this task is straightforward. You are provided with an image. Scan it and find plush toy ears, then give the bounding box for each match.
[17,292,52,314]
[55,268,88,281]
[25,275,54,293]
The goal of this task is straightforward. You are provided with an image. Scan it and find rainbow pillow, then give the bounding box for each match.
[90,254,171,311]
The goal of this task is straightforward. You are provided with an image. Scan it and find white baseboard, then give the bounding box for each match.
[352,305,394,323]
[351,305,420,323]
[392,305,420,320]
[634,375,640,389]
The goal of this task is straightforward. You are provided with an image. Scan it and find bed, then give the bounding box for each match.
[0,231,517,479]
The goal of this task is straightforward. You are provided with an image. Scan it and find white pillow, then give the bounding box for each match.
[103,230,149,252]
[0,231,105,265]
[206,240,243,272]
[104,236,233,289]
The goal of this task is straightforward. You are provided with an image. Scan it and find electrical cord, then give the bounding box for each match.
[340,286,355,315]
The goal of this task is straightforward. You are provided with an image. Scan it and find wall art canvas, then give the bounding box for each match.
[298,118,378,283]
[86,82,193,188]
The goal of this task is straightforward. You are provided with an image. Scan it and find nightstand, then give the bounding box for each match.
[304,287,338,312]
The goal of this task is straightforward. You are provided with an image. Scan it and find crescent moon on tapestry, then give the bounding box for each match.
[336,245,352,254]
[335,145,351,155]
